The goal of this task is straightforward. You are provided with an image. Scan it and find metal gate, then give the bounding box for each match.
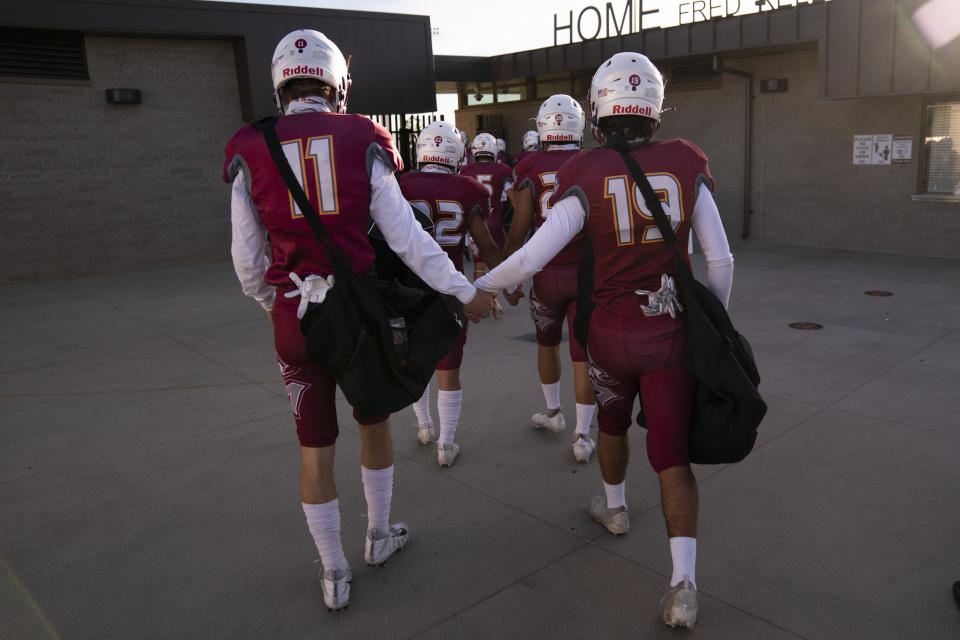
[366,113,444,172]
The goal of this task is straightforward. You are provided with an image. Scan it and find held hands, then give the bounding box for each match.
[464,289,500,322]
[503,284,525,306]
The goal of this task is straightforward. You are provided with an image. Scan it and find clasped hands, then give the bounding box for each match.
[463,284,525,322]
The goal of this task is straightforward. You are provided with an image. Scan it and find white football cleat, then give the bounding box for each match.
[660,576,698,629]
[532,410,566,433]
[437,442,460,467]
[417,420,436,445]
[572,434,596,463]
[365,523,409,566]
[320,566,352,612]
[588,494,629,535]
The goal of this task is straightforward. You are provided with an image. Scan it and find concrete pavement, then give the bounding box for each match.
[2,243,959,639]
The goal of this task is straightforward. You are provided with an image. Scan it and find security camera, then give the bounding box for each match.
[474,92,484,101]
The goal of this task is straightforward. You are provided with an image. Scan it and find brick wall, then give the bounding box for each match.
[0,36,244,283]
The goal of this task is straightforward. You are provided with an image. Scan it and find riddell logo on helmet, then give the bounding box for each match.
[611,104,652,116]
[421,154,450,163]
[283,65,324,78]
[545,133,574,141]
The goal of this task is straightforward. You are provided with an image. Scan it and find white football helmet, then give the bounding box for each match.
[496,138,506,154]
[536,94,585,145]
[471,132,498,161]
[589,52,664,140]
[415,120,464,171]
[522,130,539,151]
[271,29,351,113]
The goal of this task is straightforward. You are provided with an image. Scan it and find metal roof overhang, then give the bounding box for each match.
[1,0,437,119]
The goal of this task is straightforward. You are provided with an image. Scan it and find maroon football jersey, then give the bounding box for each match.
[549,139,715,316]
[223,112,402,285]
[513,150,536,166]
[459,160,513,225]
[398,171,489,272]
[513,149,586,266]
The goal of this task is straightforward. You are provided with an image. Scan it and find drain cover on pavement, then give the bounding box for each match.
[789,322,823,330]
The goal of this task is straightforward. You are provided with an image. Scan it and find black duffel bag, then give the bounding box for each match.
[615,148,766,464]
[253,117,463,417]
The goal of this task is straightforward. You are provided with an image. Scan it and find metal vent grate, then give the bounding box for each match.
[0,27,88,80]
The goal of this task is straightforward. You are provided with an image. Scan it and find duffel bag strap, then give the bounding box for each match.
[252,116,342,260]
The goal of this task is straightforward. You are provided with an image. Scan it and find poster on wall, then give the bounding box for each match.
[892,136,912,163]
[853,135,872,164]
[872,134,893,165]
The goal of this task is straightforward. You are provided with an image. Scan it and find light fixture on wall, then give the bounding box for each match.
[105,88,141,104]
[759,79,788,93]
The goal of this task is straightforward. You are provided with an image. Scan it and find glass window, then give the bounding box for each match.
[922,102,960,195]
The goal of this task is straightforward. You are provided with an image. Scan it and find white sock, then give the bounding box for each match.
[574,402,596,437]
[302,499,349,573]
[437,389,462,446]
[541,382,561,411]
[412,383,432,425]
[669,537,697,589]
[361,465,393,535]
[603,480,626,509]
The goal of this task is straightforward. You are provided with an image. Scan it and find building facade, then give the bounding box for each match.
[0,0,437,283]
[442,0,960,258]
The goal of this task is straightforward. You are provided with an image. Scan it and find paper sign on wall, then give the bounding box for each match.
[853,134,907,165]
[892,136,912,163]
[872,134,892,165]
[853,135,872,165]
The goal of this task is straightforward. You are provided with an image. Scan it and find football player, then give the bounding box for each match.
[460,133,513,280]
[513,130,540,165]
[459,130,473,165]
[474,52,734,630]
[496,137,513,166]
[399,121,504,467]
[223,29,496,612]
[502,95,597,463]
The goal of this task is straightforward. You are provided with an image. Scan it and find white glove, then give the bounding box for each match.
[465,233,480,259]
[284,273,335,319]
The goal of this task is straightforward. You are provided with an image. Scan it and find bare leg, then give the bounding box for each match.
[659,464,698,538]
[358,419,393,470]
[300,445,337,504]
[572,360,595,405]
[437,369,461,391]
[597,431,628,485]
[538,344,561,385]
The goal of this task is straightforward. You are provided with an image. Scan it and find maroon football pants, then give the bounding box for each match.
[271,288,388,448]
[586,307,695,473]
[529,263,587,362]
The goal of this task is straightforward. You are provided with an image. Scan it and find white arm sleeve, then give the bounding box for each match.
[691,183,734,308]
[368,157,477,304]
[475,195,585,291]
[230,172,276,311]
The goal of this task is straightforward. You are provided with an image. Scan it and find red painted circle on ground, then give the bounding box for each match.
[789,322,823,330]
